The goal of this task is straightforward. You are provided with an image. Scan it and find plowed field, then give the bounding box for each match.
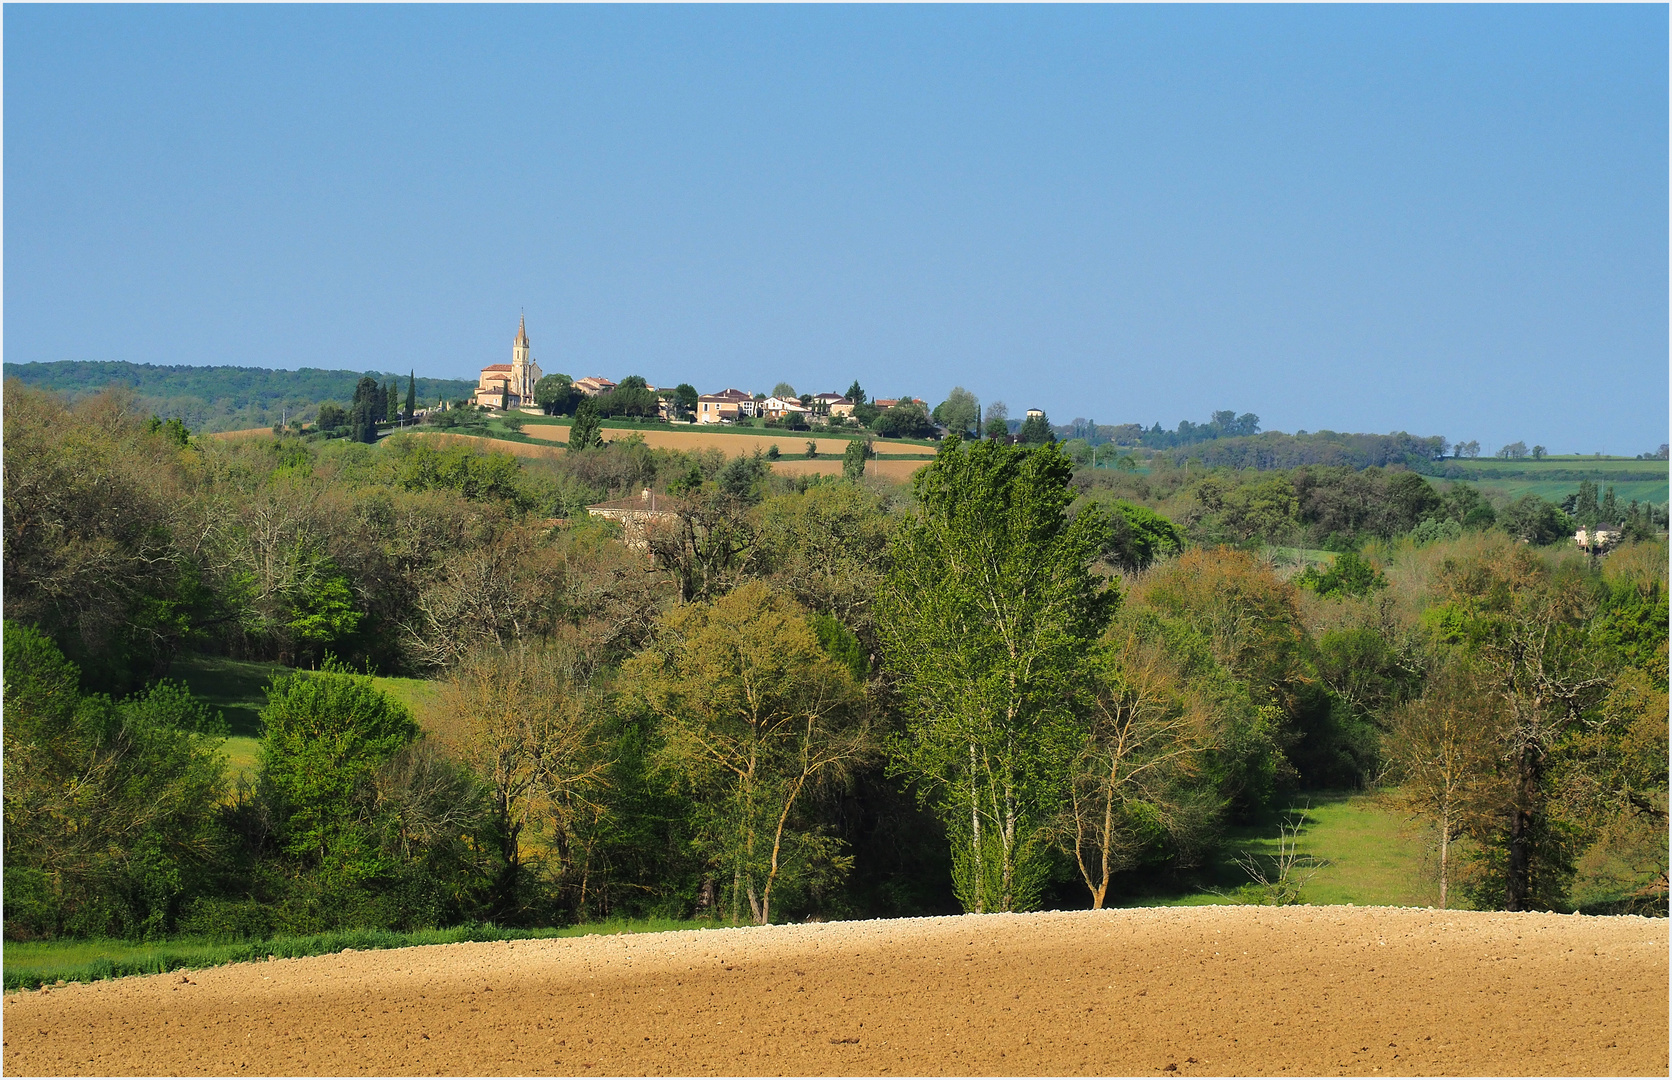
[522,423,936,459]
[5,907,1665,1077]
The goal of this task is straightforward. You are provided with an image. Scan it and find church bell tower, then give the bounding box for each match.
[511,315,533,402]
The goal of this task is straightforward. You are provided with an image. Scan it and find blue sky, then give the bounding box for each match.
[6,5,1666,453]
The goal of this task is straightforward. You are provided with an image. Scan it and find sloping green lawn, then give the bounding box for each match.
[169,654,444,784]
[1114,791,1440,910]
[170,653,286,738]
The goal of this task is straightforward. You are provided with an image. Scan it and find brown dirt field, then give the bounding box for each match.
[5,907,1665,1077]
[204,427,277,440]
[525,423,935,458]
[393,432,571,461]
[769,457,929,482]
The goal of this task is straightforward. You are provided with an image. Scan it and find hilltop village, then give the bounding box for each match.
[462,318,1023,441]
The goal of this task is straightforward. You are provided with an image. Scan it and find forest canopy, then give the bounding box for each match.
[3,379,1665,945]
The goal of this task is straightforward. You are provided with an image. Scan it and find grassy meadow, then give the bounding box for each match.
[1119,792,1441,910]
[171,653,446,784]
[1427,455,1668,505]
[1,918,708,992]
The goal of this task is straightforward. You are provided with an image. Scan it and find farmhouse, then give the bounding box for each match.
[587,488,677,549]
[697,388,759,424]
[762,395,812,420]
[1575,524,1623,555]
[573,376,618,397]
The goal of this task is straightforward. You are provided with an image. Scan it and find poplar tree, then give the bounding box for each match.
[878,437,1115,912]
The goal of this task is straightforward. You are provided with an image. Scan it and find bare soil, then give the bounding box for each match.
[522,423,935,458]
[5,907,1664,1077]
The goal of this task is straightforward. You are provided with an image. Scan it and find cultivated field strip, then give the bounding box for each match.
[4,906,1665,1076]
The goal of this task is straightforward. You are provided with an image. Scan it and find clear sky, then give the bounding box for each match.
[6,5,1667,453]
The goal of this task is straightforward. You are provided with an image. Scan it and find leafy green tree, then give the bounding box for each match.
[1442,483,1496,529]
[879,438,1116,912]
[405,371,417,420]
[145,415,191,448]
[385,380,400,422]
[1065,625,1215,908]
[626,582,871,924]
[258,664,419,882]
[845,381,867,406]
[754,483,893,637]
[350,376,383,443]
[1295,551,1388,599]
[772,382,797,400]
[595,377,659,419]
[674,383,699,418]
[535,374,578,416]
[438,642,607,921]
[1100,500,1185,572]
[872,401,936,439]
[931,387,979,437]
[842,437,872,481]
[316,402,347,431]
[568,399,604,450]
[1386,662,1508,909]
[3,622,227,938]
[1499,494,1571,545]
[1016,410,1052,446]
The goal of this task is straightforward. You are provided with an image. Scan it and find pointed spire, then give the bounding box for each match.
[515,313,529,348]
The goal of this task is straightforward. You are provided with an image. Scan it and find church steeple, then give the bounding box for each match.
[515,314,529,349]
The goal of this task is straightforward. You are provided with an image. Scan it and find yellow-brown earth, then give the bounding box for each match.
[5,906,1665,1076]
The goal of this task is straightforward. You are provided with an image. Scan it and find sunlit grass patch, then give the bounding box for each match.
[2,918,715,992]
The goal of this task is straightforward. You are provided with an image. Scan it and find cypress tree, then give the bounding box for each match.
[405,370,417,420]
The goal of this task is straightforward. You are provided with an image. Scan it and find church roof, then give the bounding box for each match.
[482,364,513,372]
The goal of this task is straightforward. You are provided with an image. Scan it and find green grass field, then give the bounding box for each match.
[1,919,708,992]
[1427,456,1669,506]
[1113,792,1439,910]
[170,654,444,784]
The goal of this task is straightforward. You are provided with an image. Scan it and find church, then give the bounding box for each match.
[473,316,544,409]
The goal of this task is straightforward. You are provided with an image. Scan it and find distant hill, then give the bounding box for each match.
[1166,429,1448,471]
[3,361,477,434]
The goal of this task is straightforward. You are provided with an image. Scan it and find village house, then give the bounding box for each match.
[586,488,677,550]
[573,376,618,397]
[762,395,812,421]
[697,388,759,424]
[1575,524,1623,556]
[811,392,853,418]
[472,316,543,410]
[873,398,927,410]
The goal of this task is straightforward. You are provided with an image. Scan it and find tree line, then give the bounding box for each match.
[3,381,1664,943]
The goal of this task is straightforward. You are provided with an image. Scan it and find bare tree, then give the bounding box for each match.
[642,490,756,604]
[1437,543,1609,910]
[1386,664,1509,908]
[401,529,563,668]
[436,638,609,918]
[1066,632,1214,908]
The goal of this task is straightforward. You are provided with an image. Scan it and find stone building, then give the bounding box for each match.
[474,316,543,409]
